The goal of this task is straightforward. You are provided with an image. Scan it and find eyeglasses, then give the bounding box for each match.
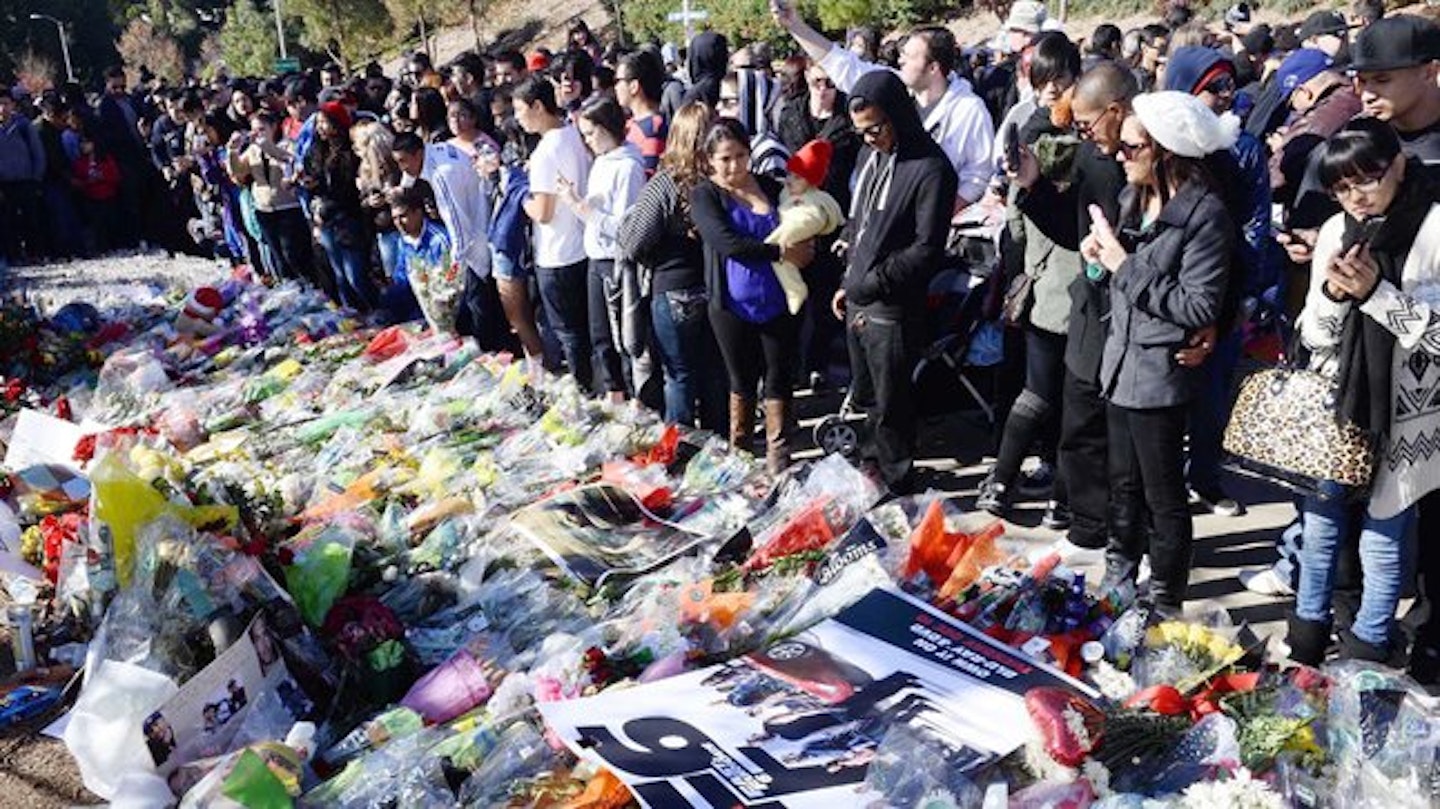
[1329,165,1391,198]
[1118,139,1149,159]
[1073,105,1115,139]
[857,120,890,139]
[808,77,835,89]
[718,96,740,109]
[615,74,635,83]
[1201,74,1236,96]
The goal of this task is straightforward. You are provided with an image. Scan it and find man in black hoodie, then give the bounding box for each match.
[664,32,729,118]
[835,71,958,494]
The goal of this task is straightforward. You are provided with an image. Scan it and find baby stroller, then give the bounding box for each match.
[812,215,1006,457]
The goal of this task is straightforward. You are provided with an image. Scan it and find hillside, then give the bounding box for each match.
[400,0,1439,68]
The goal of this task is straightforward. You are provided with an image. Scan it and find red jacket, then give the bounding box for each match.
[72,153,121,201]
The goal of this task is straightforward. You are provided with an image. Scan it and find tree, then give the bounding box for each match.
[620,0,807,52]
[285,0,391,71]
[382,0,445,58]
[218,0,277,76]
[116,16,187,82]
[0,0,120,85]
[14,50,57,94]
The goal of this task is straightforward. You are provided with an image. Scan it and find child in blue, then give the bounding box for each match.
[389,184,463,335]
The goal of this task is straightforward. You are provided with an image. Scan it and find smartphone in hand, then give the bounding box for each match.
[1004,122,1021,173]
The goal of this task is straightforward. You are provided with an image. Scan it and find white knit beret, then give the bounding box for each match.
[1132,91,1241,158]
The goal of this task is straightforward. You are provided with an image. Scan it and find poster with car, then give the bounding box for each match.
[539,587,1098,807]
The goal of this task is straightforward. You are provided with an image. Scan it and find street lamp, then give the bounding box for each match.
[28,13,75,84]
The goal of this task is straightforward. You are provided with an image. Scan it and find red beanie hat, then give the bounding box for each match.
[319,101,352,130]
[786,139,833,189]
[183,287,224,321]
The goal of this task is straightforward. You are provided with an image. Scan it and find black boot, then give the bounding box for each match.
[1285,613,1333,667]
[1338,629,1407,668]
[1409,643,1440,689]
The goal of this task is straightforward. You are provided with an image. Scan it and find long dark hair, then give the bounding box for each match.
[1123,133,1217,226]
[703,117,752,162]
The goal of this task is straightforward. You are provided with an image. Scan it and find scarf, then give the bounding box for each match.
[1335,163,1436,438]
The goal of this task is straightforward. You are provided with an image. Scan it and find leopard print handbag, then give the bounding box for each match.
[1223,366,1377,492]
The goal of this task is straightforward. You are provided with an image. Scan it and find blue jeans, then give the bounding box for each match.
[535,260,592,391]
[1297,483,1414,647]
[316,220,376,311]
[1186,327,1243,495]
[588,259,626,395]
[377,230,401,280]
[255,208,314,282]
[652,285,727,430]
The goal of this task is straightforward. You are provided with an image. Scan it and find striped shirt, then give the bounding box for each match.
[626,114,668,177]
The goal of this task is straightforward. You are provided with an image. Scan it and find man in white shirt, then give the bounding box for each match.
[514,74,596,389]
[394,132,505,344]
[394,133,491,278]
[773,2,995,209]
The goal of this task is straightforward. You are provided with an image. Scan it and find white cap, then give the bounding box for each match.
[1005,0,1047,34]
[1132,91,1241,158]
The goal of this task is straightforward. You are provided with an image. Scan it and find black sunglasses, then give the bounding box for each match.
[857,120,890,139]
[1118,139,1149,159]
[1201,74,1236,96]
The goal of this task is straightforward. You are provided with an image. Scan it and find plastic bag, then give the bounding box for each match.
[1324,661,1440,808]
[64,659,179,800]
[283,524,357,627]
[859,724,985,805]
[455,720,557,806]
[89,451,172,587]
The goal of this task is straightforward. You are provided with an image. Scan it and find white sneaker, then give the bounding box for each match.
[1053,537,1105,565]
[1239,567,1295,597]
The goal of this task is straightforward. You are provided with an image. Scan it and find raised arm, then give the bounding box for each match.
[771,1,880,93]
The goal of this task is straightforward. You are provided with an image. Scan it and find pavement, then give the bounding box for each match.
[791,386,1299,645]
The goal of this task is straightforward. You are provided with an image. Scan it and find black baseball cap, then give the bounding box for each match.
[1298,10,1348,41]
[1349,14,1440,73]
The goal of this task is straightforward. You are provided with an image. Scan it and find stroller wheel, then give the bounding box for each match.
[814,416,860,457]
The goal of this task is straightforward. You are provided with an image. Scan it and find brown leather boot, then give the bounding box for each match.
[763,398,791,476]
[729,393,755,453]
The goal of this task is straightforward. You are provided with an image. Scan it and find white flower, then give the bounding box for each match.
[1082,759,1112,797]
[1177,768,1283,809]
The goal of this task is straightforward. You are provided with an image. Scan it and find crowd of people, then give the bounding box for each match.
[2,4,1439,681]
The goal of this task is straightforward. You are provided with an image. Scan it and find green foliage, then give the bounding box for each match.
[218,0,278,77]
[620,0,796,50]
[284,0,392,70]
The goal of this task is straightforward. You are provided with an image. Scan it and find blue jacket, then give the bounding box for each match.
[1164,46,1277,306]
[0,114,45,183]
[1230,130,1276,300]
[488,163,531,266]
